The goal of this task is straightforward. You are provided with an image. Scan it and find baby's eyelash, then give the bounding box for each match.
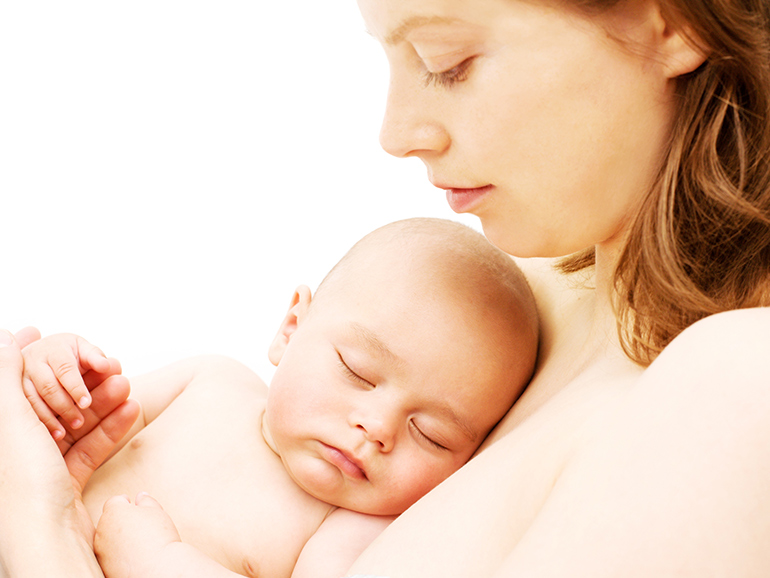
[410,420,448,451]
[422,57,475,89]
[337,352,373,387]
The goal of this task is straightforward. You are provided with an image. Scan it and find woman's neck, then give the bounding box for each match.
[500,248,630,433]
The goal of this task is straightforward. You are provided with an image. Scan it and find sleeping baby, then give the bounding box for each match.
[23,218,539,578]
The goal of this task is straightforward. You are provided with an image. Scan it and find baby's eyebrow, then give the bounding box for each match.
[347,322,404,367]
[347,323,477,443]
[345,322,478,444]
[434,403,479,445]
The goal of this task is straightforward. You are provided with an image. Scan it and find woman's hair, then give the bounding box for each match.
[560,0,770,366]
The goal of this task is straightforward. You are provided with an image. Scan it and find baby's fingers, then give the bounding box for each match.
[26,358,86,429]
[48,347,92,411]
[76,337,112,375]
[21,375,68,441]
[82,357,123,391]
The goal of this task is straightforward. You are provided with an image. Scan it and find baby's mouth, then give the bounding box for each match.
[321,443,368,481]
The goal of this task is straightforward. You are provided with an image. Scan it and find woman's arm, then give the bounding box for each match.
[0,330,139,578]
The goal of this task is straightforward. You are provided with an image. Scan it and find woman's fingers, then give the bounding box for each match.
[0,330,31,417]
[14,326,41,349]
[64,398,140,494]
[55,374,133,453]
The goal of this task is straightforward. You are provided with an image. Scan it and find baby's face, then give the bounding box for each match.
[264,260,525,515]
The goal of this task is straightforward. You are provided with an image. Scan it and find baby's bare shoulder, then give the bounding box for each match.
[185,354,269,398]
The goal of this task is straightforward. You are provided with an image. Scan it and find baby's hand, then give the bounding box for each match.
[95,493,182,578]
[21,333,121,440]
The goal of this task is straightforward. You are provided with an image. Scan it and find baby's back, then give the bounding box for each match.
[83,357,333,578]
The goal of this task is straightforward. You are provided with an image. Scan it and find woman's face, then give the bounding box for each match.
[358,0,678,258]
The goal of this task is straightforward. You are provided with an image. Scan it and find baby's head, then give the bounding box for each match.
[263,218,538,515]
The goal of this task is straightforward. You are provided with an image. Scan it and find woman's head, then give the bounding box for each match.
[359,0,770,364]
[358,0,706,258]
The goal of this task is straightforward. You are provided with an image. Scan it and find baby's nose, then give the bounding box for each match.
[355,416,395,453]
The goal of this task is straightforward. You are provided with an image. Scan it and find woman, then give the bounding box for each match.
[3,0,770,575]
[346,0,770,575]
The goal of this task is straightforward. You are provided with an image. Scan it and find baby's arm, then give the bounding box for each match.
[95,493,243,578]
[96,497,394,578]
[292,509,396,578]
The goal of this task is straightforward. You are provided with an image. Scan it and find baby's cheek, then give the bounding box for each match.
[404,457,459,501]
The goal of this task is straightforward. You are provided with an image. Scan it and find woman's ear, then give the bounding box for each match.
[647,2,709,78]
[614,0,709,78]
[268,285,313,366]
[659,19,709,78]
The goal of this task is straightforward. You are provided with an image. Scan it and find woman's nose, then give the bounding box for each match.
[378,75,451,159]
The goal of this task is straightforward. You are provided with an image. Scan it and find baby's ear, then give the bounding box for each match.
[268,285,312,366]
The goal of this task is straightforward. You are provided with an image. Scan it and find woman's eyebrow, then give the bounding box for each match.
[383,15,458,45]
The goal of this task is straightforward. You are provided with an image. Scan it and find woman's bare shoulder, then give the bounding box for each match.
[490,307,770,577]
[648,306,770,392]
[668,305,770,342]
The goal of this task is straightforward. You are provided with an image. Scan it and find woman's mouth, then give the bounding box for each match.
[442,185,495,214]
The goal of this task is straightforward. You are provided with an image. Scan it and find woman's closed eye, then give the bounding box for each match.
[422,56,476,89]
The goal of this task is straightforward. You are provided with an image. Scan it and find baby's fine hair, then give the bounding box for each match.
[316,217,539,360]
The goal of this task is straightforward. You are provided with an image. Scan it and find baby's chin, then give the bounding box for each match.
[279,451,417,515]
[294,474,409,516]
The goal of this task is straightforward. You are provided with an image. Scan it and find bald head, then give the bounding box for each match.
[314,218,540,391]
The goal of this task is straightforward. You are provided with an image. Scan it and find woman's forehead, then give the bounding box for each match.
[358,0,508,41]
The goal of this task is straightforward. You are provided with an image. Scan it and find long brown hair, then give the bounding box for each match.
[561,0,770,365]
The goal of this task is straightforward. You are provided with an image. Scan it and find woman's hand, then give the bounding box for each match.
[0,330,140,577]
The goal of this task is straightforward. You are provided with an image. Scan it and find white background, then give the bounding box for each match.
[0,1,478,382]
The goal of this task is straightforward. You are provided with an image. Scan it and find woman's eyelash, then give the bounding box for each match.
[422,57,475,89]
[410,420,448,451]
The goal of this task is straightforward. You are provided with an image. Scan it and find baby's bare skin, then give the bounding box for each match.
[83,358,332,578]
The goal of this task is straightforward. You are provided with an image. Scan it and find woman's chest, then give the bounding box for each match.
[84,385,331,578]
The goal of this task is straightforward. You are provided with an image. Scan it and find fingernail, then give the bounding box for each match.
[0,331,13,348]
[52,429,65,441]
[71,418,83,429]
[78,395,91,409]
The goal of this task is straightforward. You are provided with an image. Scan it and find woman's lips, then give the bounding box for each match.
[443,185,494,213]
[320,443,368,481]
